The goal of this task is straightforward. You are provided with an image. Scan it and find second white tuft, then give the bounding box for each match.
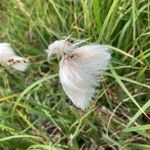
[0,43,29,71]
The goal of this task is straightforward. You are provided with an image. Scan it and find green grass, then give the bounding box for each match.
[0,0,150,149]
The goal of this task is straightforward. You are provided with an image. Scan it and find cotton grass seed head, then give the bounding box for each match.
[0,43,29,71]
[46,39,111,110]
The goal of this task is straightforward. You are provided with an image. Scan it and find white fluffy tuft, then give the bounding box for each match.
[0,43,29,71]
[46,40,111,110]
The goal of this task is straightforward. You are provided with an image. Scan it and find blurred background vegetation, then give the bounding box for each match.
[0,0,150,149]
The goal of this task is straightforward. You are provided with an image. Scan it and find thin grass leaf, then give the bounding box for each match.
[110,65,148,118]
[126,99,150,127]
[124,124,150,132]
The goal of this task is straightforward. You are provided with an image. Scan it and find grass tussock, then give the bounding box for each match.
[0,0,150,149]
